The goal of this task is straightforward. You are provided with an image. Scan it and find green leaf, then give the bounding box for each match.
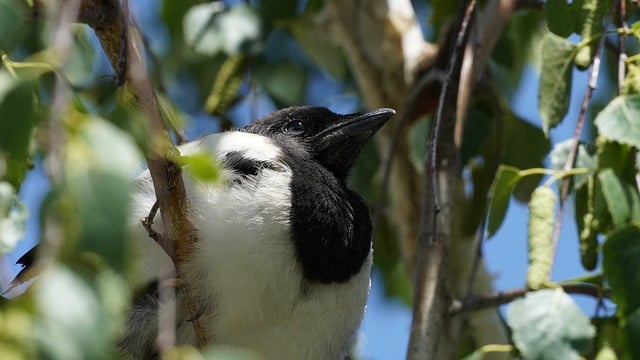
[631,20,640,39]
[550,139,596,190]
[602,225,640,317]
[205,55,245,115]
[0,0,26,50]
[184,3,264,56]
[545,0,583,37]
[256,62,307,106]
[626,308,640,359]
[597,169,640,228]
[594,95,640,148]
[621,63,640,95]
[539,32,577,134]
[596,137,636,180]
[183,152,221,183]
[502,112,551,202]
[0,181,27,254]
[256,0,298,22]
[506,288,595,360]
[34,266,127,360]
[0,71,39,188]
[162,0,203,41]
[573,0,609,70]
[288,12,348,80]
[63,117,142,270]
[574,177,606,271]
[486,165,521,237]
[63,26,99,88]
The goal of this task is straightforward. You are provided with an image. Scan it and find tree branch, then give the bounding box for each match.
[449,283,611,315]
[550,28,606,273]
[406,3,476,359]
[54,0,212,348]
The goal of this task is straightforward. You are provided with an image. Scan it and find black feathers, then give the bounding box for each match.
[243,106,395,283]
[223,151,277,180]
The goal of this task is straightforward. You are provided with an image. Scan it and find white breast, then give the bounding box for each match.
[127,131,372,359]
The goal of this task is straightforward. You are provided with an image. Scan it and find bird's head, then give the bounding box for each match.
[243,106,396,181]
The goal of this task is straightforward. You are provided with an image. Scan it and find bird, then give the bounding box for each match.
[120,106,396,359]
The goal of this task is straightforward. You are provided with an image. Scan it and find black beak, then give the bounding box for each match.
[315,108,395,179]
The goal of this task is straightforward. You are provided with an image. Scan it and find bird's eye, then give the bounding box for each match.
[284,120,305,134]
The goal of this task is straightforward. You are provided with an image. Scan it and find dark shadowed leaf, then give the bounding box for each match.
[502,113,550,202]
[486,165,521,238]
[0,0,26,50]
[256,0,298,22]
[539,32,577,134]
[626,309,640,359]
[162,0,204,40]
[0,71,38,188]
[256,62,307,106]
[597,169,640,227]
[506,288,595,360]
[288,12,349,80]
[545,0,583,37]
[602,225,640,317]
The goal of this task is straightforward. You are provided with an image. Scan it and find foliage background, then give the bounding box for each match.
[0,0,639,359]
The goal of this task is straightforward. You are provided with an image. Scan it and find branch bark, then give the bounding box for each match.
[58,0,211,348]
[326,1,520,359]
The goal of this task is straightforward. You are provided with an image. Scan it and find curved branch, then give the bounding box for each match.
[53,0,211,349]
[450,283,612,315]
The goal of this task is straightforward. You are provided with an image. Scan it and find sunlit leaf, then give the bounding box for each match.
[539,32,577,134]
[183,151,221,183]
[506,288,595,360]
[622,63,640,95]
[34,265,127,360]
[0,181,27,254]
[594,95,640,149]
[205,55,245,115]
[549,139,596,189]
[62,116,142,270]
[184,3,264,56]
[63,26,99,88]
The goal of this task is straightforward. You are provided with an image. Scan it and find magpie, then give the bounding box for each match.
[121,106,395,359]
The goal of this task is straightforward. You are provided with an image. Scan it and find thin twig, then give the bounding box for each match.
[375,70,445,225]
[62,0,212,348]
[550,30,606,272]
[406,2,476,359]
[616,0,628,95]
[449,283,611,315]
